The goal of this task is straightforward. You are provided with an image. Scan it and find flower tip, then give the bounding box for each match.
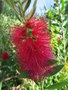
[57,37,60,41]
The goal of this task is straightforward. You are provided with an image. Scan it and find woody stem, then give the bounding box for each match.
[41,80,42,90]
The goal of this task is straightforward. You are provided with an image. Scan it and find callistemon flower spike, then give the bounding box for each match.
[11,18,55,80]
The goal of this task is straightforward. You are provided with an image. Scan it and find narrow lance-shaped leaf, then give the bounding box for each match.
[0,82,2,90]
[48,59,58,66]
[18,0,25,16]
[5,0,14,8]
[27,0,37,20]
[5,0,24,22]
[24,0,31,12]
[62,0,64,9]
[18,1,24,16]
[15,14,22,22]
[5,0,19,14]
[46,80,68,90]
[49,65,64,76]
[10,0,14,8]
[5,0,11,6]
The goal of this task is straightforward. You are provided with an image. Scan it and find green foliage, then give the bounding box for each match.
[0,1,38,90]
[0,82,2,90]
[0,0,3,14]
[4,0,37,22]
[24,0,31,12]
[27,0,37,20]
[0,2,22,90]
[46,80,68,90]
[45,0,68,89]
[18,71,29,78]
[49,65,64,76]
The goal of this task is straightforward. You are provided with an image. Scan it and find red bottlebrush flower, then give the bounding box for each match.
[57,37,60,41]
[11,26,27,46]
[1,52,9,61]
[11,18,55,80]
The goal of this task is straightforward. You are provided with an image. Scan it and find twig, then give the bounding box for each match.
[41,80,42,90]
[4,76,17,82]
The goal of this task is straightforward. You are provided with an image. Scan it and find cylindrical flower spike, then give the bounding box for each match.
[11,18,55,80]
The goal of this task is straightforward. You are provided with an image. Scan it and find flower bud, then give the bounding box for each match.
[1,52,9,61]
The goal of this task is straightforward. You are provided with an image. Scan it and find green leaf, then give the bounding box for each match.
[5,0,11,7]
[5,0,18,14]
[24,0,31,12]
[18,71,29,78]
[34,80,40,85]
[49,65,64,76]
[5,0,14,8]
[10,0,14,6]
[27,0,37,20]
[0,82,2,90]
[62,0,64,9]
[64,0,68,4]
[65,63,68,73]
[48,60,58,65]
[46,80,68,90]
